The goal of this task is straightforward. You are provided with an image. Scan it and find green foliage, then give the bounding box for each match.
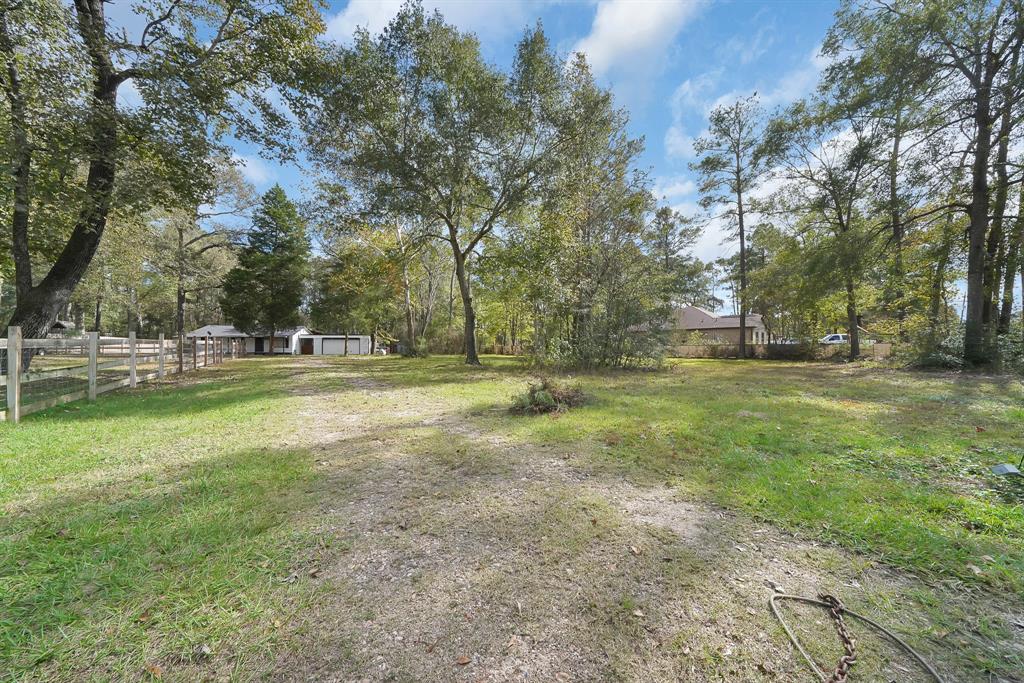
[511,58,686,369]
[0,0,323,337]
[221,186,309,335]
[510,376,585,414]
[303,3,571,364]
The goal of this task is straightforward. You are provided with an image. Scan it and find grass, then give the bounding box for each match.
[1,354,1022,679]
[360,356,1024,593]
[1,361,325,679]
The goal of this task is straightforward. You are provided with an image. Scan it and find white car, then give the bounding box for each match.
[820,333,849,344]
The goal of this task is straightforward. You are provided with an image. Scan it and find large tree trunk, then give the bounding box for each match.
[736,164,747,360]
[887,109,906,340]
[999,205,1023,334]
[964,83,994,366]
[0,11,33,306]
[402,260,416,353]
[928,241,951,344]
[450,245,479,365]
[5,0,121,342]
[845,276,860,360]
[982,64,1015,342]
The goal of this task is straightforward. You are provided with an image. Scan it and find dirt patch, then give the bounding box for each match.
[252,361,1023,682]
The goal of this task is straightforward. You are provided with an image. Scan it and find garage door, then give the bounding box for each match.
[322,338,362,355]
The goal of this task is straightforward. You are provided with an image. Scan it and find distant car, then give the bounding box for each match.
[375,347,388,355]
[820,333,849,344]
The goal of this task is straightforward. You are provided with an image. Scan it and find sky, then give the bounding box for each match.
[117,0,841,266]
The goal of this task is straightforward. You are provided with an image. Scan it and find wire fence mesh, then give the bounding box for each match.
[1,330,244,422]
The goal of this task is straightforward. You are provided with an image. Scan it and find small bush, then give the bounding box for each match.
[510,376,585,414]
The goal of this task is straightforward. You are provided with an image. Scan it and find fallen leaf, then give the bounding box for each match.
[629,545,641,556]
[632,609,645,618]
[144,662,164,679]
[137,611,151,623]
[966,564,984,575]
[194,643,212,659]
[455,655,471,666]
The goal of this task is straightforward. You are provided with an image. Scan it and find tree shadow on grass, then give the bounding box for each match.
[0,444,321,679]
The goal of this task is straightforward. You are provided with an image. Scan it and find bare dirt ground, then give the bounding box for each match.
[256,360,1022,682]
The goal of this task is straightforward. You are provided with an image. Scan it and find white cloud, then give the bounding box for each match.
[571,0,704,78]
[760,45,826,106]
[663,45,825,162]
[664,127,697,160]
[721,24,774,66]
[653,177,696,200]
[231,153,274,186]
[326,0,403,40]
[326,0,540,43]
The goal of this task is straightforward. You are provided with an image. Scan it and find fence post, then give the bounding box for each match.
[88,331,98,401]
[5,326,21,423]
[129,331,137,388]
[178,334,184,374]
[158,333,165,378]
[192,338,197,370]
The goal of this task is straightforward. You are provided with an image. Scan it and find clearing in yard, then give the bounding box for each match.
[1,356,1023,681]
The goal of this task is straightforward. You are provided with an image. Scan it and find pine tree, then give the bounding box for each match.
[221,186,309,351]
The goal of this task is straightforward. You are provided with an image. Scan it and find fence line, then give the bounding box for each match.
[1,327,246,423]
[668,342,894,360]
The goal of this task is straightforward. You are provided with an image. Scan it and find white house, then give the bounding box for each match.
[186,325,373,355]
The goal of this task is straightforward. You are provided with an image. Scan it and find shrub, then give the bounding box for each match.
[764,342,816,361]
[510,376,585,414]
[898,330,965,370]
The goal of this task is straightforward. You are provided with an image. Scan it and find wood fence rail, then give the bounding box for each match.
[1,327,246,423]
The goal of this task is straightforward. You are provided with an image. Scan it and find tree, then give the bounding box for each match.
[692,95,771,359]
[160,161,255,340]
[523,58,683,368]
[829,0,1024,364]
[766,100,884,359]
[221,186,309,349]
[646,206,706,305]
[304,3,571,364]
[0,0,322,341]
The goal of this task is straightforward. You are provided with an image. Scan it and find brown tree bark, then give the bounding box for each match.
[5,0,125,342]
[964,79,994,365]
[450,245,479,365]
[845,276,860,360]
[735,151,748,359]
[998,201,1023,334]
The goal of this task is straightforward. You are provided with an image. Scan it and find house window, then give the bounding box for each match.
[275,337,288,349]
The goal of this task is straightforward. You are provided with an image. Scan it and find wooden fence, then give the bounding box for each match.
[1,327,245,423]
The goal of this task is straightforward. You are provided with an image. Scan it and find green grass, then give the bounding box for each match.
[2,354,1023,679]
[1,360,324,679]
[347,355,1024,593]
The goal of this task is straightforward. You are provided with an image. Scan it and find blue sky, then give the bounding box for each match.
[118,0,841,264]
